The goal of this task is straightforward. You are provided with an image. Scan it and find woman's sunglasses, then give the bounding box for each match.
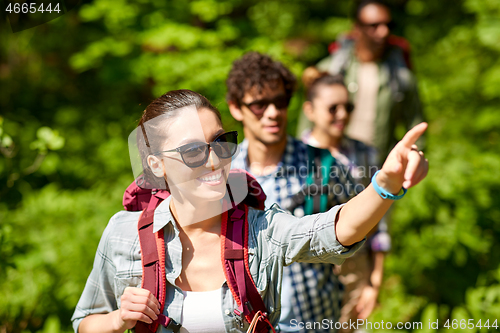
[329,102,355,114]
[241,94,290,115]
[154,131,238,168]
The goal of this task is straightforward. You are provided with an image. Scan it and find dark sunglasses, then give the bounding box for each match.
[154,131,238,168]
[329,102,355,114]
[241,94,290,115]
[360,21,396,31]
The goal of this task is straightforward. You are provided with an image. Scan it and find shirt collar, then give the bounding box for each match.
[153,195,175,233]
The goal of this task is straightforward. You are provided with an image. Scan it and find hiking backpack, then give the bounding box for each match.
[123,169,276,333]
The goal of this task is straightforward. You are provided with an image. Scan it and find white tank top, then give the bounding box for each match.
[179,288,226,333]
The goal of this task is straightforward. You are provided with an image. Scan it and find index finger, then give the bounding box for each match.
[400,122,428,148]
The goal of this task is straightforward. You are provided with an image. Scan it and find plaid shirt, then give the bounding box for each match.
[232,136,353,332]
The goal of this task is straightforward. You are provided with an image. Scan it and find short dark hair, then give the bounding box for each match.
[354,0,390,22]
[226,52,296,105]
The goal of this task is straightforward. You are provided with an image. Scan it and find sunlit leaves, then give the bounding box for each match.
[1,0,500,332]
[30,127,65,153]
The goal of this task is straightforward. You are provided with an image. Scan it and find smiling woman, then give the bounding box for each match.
[301,68,392,330]
[71,89,428,333]
[135,90,226,190]
[142,108,233,208]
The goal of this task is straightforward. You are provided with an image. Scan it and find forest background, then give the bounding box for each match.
[1,0,499,332]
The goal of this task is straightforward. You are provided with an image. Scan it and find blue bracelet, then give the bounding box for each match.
[371,170,407,200]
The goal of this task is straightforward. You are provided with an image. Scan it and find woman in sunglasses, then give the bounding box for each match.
[73,89,427,333]
[301,68,391,330]
[301,67,374,172]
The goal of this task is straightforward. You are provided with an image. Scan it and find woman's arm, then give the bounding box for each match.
[336,123,428,246]
[79,311,123,333]
[78,287,160,333]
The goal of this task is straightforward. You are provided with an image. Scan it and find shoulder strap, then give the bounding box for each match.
[221,203,276,333]
[136,195,181,333]
[135,185,273,332]
[327,36,354,76]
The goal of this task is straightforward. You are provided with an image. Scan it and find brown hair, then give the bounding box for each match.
[302,66,346,101]
[137,89,221,188]
[226,52,296,105]
[139,89,221,127]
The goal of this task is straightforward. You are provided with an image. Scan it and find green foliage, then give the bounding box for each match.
[369,0,500,330]
[0,180,128,332]
[0,0,499,332]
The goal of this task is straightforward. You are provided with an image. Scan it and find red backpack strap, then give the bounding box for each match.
[221,203,276,333]
[136,196,181,333]
[123,176,170,212]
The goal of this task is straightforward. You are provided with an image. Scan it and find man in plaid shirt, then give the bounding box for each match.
[226,52,354,332]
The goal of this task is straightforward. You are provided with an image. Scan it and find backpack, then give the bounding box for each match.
[122,169,276,333]
[327,33,413,71]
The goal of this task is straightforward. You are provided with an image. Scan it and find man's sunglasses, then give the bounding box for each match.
[329,102,355,115]
[154,131,238,168]
[241,94,290,115]
[360,21,396,31]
